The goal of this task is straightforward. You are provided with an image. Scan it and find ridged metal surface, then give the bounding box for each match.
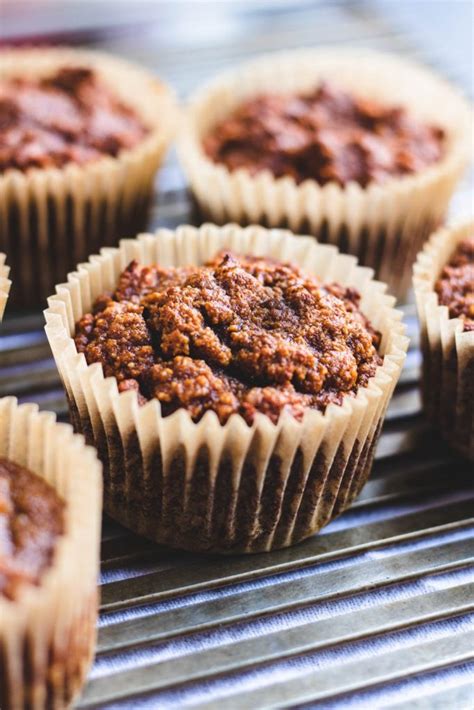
[1,2,473,708]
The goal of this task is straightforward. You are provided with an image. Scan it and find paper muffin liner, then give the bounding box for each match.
[0,47,177,309]
[178,48,473,299]
[45,223,407,554]
[0,252,11,320]
[413,220,474,460]
[0,397,102,709]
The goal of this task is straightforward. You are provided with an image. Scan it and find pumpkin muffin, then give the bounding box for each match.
[179,49,472,298]
[0,47,176,308]
[45,223,407,554]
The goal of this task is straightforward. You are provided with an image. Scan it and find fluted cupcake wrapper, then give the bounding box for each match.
[178,48,472,300]
[45,224,407,553]
[0,47,177,308]
[413,220,474,460]
[0,252,11,320]
[0,398,102,710]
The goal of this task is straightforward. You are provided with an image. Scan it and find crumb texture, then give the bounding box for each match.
[75,252,382,425]
[0,458,64,599]
[0,66,148,171]
[204,82,444,186]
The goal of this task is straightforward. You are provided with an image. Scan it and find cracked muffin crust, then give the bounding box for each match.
[0,66,148,172]
[0,458,64,600]
[435,237,474,331]
[204,82,445,187]
[75,251,382,425]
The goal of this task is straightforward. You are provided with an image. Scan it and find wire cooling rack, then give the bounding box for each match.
[0,2,473,708]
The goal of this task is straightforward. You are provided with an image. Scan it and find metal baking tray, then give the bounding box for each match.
[1,2,472,707]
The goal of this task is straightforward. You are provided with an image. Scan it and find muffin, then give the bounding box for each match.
[178,49,472,298]
[0,47,176,308]
[0,252,11,319]
[45,224,406,554]
[0,397,102,709]
[413,220,473,459]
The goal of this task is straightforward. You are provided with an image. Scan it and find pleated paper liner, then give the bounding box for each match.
[413,220,474,460]
[0,252,11,320]
[0,47,177,308]
[45,223,407,554]
[0,398,102,709]
[178,48,472,300]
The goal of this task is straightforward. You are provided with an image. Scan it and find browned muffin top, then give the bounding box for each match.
[435,238,474,331]
[75,252,382,425]
[204,82,445,187]
[0,458,65,600]
[0,66,148,172]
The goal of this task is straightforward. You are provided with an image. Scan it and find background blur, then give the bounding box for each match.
[2,1,472,95]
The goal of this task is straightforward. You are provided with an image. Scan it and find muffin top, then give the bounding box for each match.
[0,66,148,172]
[435,237,474,331]
[204,82,445,187]
[0,458,65,600]
[75,251,382,425]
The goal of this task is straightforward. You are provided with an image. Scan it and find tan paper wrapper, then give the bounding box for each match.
[413,220,474,460]
[0,398,102,710]
[0,47,177,308]
[0,252,11,320]
[178,48,473,299]
[45,223,407,554]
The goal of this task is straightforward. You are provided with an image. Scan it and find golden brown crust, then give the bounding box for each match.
[204,82,444,187]
[0,66,148,172]
[74,252,382,424]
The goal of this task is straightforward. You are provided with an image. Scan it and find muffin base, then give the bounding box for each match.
[101,431,381,555]
[0,593,96,710]
[5,191,151,308]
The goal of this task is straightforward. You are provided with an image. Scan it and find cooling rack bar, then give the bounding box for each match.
[204,628,474,710]
[82,591,474,705]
